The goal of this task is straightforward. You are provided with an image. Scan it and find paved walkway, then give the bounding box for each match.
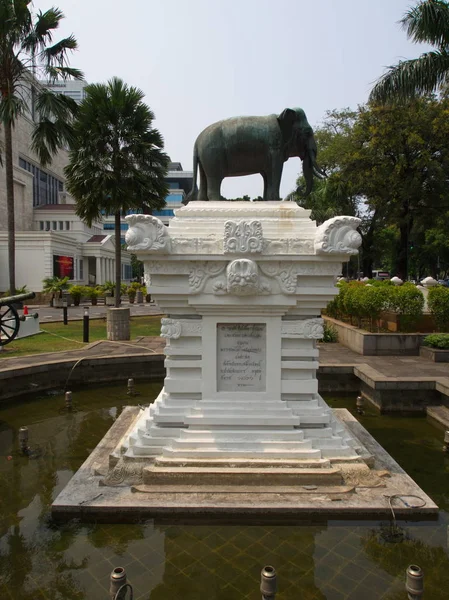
[319,343,449,379]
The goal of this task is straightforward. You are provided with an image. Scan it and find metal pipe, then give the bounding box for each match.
[65,391,73,411]
[127,378,136,396]
[83,306,89,343]
[260,565,277,600]
[110,567,127,600]
[356,395,364,415]
[406,564,423,599]
[443,431,449,452]
[18,426,29,454]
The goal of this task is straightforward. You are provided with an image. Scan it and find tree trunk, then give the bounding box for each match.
[396,220,410,281]
[114,211,121,308]
[5,120,16,294]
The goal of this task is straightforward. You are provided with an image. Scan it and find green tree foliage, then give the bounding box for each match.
[370,0,449,103]
[0,0,82,294]
[291,98,449,279]
[65,77,169,306]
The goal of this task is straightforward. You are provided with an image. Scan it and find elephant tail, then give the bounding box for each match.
[183,142,199,204]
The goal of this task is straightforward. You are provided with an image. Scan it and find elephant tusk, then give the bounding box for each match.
[313,164,326,179]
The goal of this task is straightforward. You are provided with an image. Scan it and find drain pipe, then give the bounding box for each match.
[260,565,277,600]
[110,567,133,599]
[18,426,29,455]
[406,565,423,599]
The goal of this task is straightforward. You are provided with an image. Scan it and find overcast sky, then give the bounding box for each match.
[33,0,428,199]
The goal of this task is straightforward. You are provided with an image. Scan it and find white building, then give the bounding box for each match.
[0,78,131,293]
[39,79,88,104]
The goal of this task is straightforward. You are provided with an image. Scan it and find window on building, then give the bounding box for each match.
[52,221,57,230]
[123,264,132,280]
[65,221,70,230]
[39,221,44,231]
[79,259,84,280]
[45,221,50,230]
[18,157,64,207]
[59,221,63,230]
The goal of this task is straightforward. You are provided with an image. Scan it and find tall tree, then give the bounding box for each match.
[0,0,82,293]
[65,77,169,307]
[370,0,449,103]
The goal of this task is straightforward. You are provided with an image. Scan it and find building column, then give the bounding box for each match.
[96,257,102,285]
[109,258,112,281]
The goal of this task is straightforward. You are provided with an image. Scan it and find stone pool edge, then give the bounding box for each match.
[51,407,438,522]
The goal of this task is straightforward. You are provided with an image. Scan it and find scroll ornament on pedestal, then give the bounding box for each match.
[125,214,171,253]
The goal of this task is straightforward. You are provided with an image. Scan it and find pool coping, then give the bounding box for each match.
[51,407,438,522]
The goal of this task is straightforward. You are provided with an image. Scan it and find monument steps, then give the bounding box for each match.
[177,428,306,441]
[169,439,314,451]
[160,447,322,459]
[142,465,343,486]
[183,414,301,426]
[152,456,333,468]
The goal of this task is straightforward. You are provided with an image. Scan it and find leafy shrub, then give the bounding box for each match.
[68,284,86,305]
[427,286,449,332]
[387,283,424,332]
[323,322,338,343]
[42,276,69,299]
[423,334,449,349]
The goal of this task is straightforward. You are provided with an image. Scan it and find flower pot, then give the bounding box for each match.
[91,297,98,306]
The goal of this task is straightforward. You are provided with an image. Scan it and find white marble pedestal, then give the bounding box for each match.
[120,202,363,481]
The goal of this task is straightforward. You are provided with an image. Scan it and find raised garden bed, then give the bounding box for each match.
[323,316,427,356]
[420,346,449,363]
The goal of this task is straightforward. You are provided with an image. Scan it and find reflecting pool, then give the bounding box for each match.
[0,385,448,599]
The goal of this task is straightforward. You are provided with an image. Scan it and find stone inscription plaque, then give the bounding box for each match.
[217,323,266,392]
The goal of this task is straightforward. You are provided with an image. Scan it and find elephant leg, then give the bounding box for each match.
[198,160,208,201]
[261,172,268,201]
[266,157,283,200]
[207,176,222,201]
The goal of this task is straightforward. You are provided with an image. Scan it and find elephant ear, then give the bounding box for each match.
[277,108,297,145]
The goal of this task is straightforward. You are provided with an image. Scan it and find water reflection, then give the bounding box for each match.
[0,385,448,599]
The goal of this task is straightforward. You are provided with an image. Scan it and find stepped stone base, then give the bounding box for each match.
[51,407,438,520]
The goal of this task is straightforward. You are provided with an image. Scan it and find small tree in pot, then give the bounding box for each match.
[42,276,70,307]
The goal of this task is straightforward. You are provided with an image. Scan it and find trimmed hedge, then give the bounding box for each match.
[427,286,449,332]
[423,334,449,350]
[326,281,424,332]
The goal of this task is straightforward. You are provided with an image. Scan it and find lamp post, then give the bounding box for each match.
[83,306,89,343]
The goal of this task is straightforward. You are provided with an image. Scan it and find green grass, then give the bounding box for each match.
[0,316,162,358]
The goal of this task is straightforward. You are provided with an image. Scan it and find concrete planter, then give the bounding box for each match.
[420,345,449,362]
[323,316,427,356]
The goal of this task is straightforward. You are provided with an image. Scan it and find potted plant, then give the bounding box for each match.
[127,281,142,304]
[69,284,85,306]
[86,286,101,306]
[42,276,70,307]
[102,281,116,306]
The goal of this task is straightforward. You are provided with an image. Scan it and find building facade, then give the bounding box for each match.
[0,80,131,292]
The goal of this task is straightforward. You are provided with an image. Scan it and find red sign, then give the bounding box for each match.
[53,255,74,279]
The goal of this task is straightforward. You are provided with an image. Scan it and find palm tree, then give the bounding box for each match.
[0,1,83,294]
[370,0,449,103]
[65,77,169,307]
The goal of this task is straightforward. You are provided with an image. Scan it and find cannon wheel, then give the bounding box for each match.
[0,303,20,346]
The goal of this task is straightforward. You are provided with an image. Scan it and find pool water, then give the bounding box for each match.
[0,384,448,600]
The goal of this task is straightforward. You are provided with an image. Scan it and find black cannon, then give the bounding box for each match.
[0,292,36,346]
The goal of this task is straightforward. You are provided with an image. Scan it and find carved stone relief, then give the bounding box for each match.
[125,214,171,253]
[224,220,263,254]
[281,318,324,339]
[214,259,270,296]
[161,318,182,339]
[189,262,227,293]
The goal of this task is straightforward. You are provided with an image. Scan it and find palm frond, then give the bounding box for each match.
[44,65,84,81]
[401,0,449,48]
[370,50,449,103]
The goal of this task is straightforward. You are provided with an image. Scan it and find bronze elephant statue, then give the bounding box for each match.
[186,108,324,202]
